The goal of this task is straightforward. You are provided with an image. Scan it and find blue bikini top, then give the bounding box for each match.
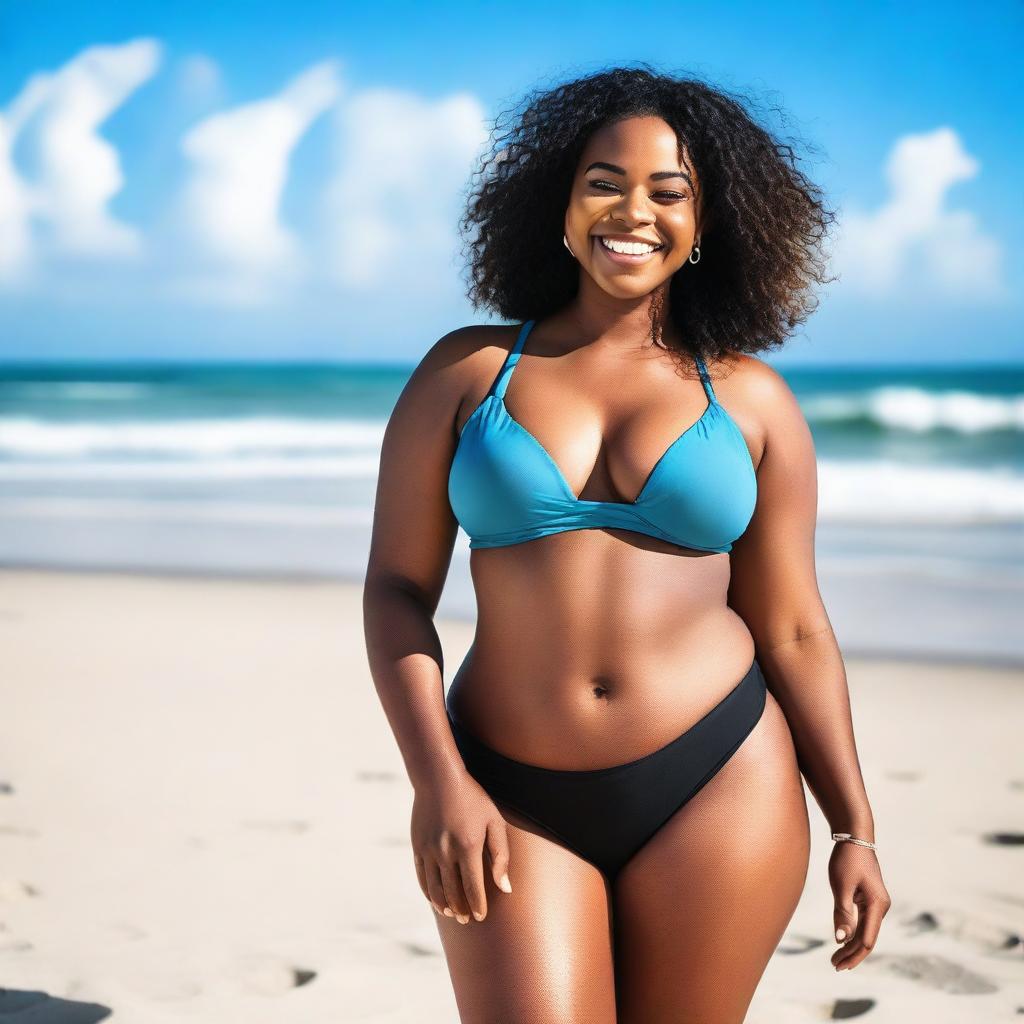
[448,320,757,552]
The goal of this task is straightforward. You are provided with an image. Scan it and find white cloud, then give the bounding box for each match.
[0,38,161,283]
[835,127,1004,301]
[2,47,487,310]
[176,54,223,106]
[0,115,33,283]
[174,60,342,304]
[321,89,487,289]
[176,54,222,105]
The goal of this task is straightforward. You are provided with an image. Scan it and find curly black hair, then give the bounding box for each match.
[459,64,836,362]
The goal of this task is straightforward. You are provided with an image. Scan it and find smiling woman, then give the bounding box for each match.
[364,63,890,1024]
[460,65,836,364]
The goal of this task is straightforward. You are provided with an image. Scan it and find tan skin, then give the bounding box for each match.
[363,115,890,1022]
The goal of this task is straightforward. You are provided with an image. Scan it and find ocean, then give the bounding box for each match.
[1,361,1021,665]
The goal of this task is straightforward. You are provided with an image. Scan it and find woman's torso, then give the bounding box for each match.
[445,319,762,770]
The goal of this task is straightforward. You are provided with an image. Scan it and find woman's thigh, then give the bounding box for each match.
[612,692,811,1024]
[435,799,617,1024]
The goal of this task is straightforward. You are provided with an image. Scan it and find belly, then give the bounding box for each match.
[446,529,756,770]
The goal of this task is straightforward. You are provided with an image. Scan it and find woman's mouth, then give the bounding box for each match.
[593,235,665,265]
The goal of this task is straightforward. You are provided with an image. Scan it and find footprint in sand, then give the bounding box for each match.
[904,910,938,933]
[984,831,1024,846]
[0,922,33,953]
[830,998,876,1019]
[398,922,443,958]
[901,905,1021,957]
[398,940,439,957]
[0,879,41,901]
[356,769,398,782]
[776,932,825,955]
[107,921,148,943]
[873,953,997,994]
[0,989,111,1022]
[235,955,317,995]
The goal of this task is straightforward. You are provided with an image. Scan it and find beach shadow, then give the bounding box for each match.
[0,989,111,1022]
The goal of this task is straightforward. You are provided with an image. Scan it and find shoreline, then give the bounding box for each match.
[4,562,1023,671]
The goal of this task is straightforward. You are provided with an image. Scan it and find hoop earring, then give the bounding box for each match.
[563,233,576,260]
[688,244,701,265]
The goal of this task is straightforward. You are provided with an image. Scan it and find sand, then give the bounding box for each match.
[1,569,1021,1022]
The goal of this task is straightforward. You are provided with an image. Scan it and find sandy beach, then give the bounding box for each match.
[1,568,1022,1023]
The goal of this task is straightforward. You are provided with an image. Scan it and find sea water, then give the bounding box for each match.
[1,361,1020,664]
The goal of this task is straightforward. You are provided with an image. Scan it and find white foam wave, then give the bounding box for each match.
[0,455,380,480]
[0,498,373,527]
[0,417,386,457]
[0,448,1020,524]
[804,388,1024,433]
[817,458,1024,524]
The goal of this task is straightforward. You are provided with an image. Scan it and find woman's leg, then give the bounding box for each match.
[612,691,811,1024]
[435,799,618,1024]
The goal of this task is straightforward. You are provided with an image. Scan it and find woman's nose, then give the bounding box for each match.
[612,189,655,225]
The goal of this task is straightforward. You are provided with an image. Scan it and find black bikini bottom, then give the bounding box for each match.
[446,657,767,883]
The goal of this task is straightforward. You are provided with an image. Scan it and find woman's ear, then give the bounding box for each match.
[696,202,712,239]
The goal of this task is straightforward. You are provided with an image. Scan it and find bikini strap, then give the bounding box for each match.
[490,319,535,400]
[694,354,717,404]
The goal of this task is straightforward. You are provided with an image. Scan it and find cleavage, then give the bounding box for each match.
[503,388,708,505]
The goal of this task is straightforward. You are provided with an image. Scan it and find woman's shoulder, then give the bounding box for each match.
[410,323,522,390]
[411,323,519,372]
[397,323,522,413]
[707,351,808,461]
[711,351,799,407]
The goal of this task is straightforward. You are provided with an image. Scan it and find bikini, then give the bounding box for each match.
[445,319,766,882]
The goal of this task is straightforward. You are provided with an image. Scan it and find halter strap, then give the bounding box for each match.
[694,355,717,403]
[490,319,534,400]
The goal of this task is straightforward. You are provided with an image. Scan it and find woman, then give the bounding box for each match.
[363,66,890,1022]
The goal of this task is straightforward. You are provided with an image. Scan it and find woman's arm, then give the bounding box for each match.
[726,356,891,971]
[363,331,467,792]
[362,327,514,925]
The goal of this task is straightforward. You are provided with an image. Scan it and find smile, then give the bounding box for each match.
[594,236,665,264]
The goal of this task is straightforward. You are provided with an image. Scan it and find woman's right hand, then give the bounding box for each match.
[411,773,513,924]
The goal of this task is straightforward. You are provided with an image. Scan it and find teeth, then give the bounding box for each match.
[599,237,660,255]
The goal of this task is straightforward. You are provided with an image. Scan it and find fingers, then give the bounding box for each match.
[415,852,451,917]
[459,852,488,923]
[424,859,454,919]
[832,890,891,971]
[413,852,429,902]
[832,893,859,947]
[486,816,513,895]
[418,818,512,925]
[438,856,472,924]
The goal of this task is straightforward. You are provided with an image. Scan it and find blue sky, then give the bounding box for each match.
[1,0,1021,364]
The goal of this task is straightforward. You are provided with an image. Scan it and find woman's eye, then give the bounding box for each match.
[587,180,688,202]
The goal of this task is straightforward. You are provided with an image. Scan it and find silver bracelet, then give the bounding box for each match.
[832,832,877,850]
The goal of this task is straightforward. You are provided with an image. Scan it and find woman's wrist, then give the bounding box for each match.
[409,751,472,793]
[828,818,875,845]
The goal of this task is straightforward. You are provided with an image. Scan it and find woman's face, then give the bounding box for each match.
[564,115,701,301]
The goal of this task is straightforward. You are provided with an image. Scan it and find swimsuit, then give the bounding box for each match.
[447,661,766,882]
[445,319,765,882]
[448,319,757,551]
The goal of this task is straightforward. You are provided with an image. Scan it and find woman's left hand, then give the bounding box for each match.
[828,840,891,970]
